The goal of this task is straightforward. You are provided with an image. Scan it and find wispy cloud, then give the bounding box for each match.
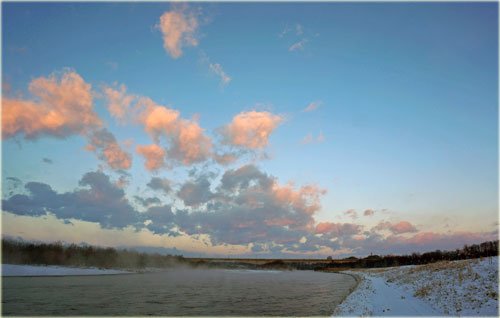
[301,132,325,145]
[344,209,358,220]
[303,101,322,112]
[295,24,303,35]
[289,38,308,52]
[209,63,231,86]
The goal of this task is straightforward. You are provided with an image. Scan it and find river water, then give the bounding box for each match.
[2,268,356,316]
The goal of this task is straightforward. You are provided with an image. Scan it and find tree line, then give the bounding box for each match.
[2,239,186,270]
[317,240,499,271]
[2,238,498,271]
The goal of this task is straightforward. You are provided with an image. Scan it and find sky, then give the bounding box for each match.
[1,2,498,258]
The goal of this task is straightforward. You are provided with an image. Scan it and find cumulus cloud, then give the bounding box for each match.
[177,173,215,207]
[2,70,133,171]
[86,129,132,170]
[2,171,140,229]
[134,196,161,208]
[103,84,135,121]
[221,111,283,150]
[102,85,213,166]
[303,101,321,112]
[3,167,497,257]
[147,177,172,194]
[158,5,199,59]
[136,144,166,171]
[209,63,231,86]
[2,70,100,140]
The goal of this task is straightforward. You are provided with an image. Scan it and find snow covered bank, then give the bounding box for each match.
[334,256,498,316]
[2,264,133,276]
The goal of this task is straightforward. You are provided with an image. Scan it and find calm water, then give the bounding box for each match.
[2,268,356,316]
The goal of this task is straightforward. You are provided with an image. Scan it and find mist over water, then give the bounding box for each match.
[2,268,356,316]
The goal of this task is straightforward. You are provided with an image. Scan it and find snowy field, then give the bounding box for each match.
[334,256,498,316]
[2,264,132,276]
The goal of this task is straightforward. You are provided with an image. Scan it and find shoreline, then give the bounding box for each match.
[333,256,499,316]
[2,264,134,277]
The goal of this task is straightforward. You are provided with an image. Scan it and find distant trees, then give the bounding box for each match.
[2,238,498,271]
[1,239,186,270]
[319,240,499,271]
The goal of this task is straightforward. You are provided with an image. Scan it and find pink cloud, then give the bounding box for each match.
[102,84,213,167]
[315,222,362,236]
[87,129,132,170]
[222,111,283,149]
[139,100,180,141]
[272,183,327,216]
[214,152,238,165]
[170,119,212,165]
[103,84,135,121]
[136,144,166,171]
[373,220,418,234]
[2,70,100,140]
[158,6,198,59]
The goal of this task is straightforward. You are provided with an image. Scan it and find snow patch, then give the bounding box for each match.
[334,256,498,316]
[2,264,133,276]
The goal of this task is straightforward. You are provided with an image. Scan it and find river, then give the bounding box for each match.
[2,268,356,316]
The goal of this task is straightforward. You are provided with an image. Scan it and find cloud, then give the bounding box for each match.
[373,220,418,234]
[177,173,215,207]
[221,111,283,150]
[158,5,199,58]
[289,39,307,52]
[86,129,132,170]
[147,177,172,194]
[42,158,53,164]
[213,152,238,165]
[2,70,134,171]
[301,133,314,145]
[2,171,140,229]
[301,132,325,145]
[3,168,497,257]
[303,101,322,112]
[364,209,375,216]
[2,70,101,140]
[209,63,231,86]
[136,144,166,171]
[103,84,135,121]
[315,222,362,237]
[296,24,303,36]
[134,196,161,208]
[102,85,213,167]
[344,209,358,220]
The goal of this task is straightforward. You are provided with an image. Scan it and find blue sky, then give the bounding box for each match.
[2,2,498,257]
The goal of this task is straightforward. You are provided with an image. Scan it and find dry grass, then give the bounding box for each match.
[414,284,432,298]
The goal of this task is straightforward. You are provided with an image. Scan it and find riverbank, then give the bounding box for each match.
[334,256,498,316]
[2,264,133,276]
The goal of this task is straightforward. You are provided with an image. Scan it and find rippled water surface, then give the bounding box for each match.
[2,268,356,316]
